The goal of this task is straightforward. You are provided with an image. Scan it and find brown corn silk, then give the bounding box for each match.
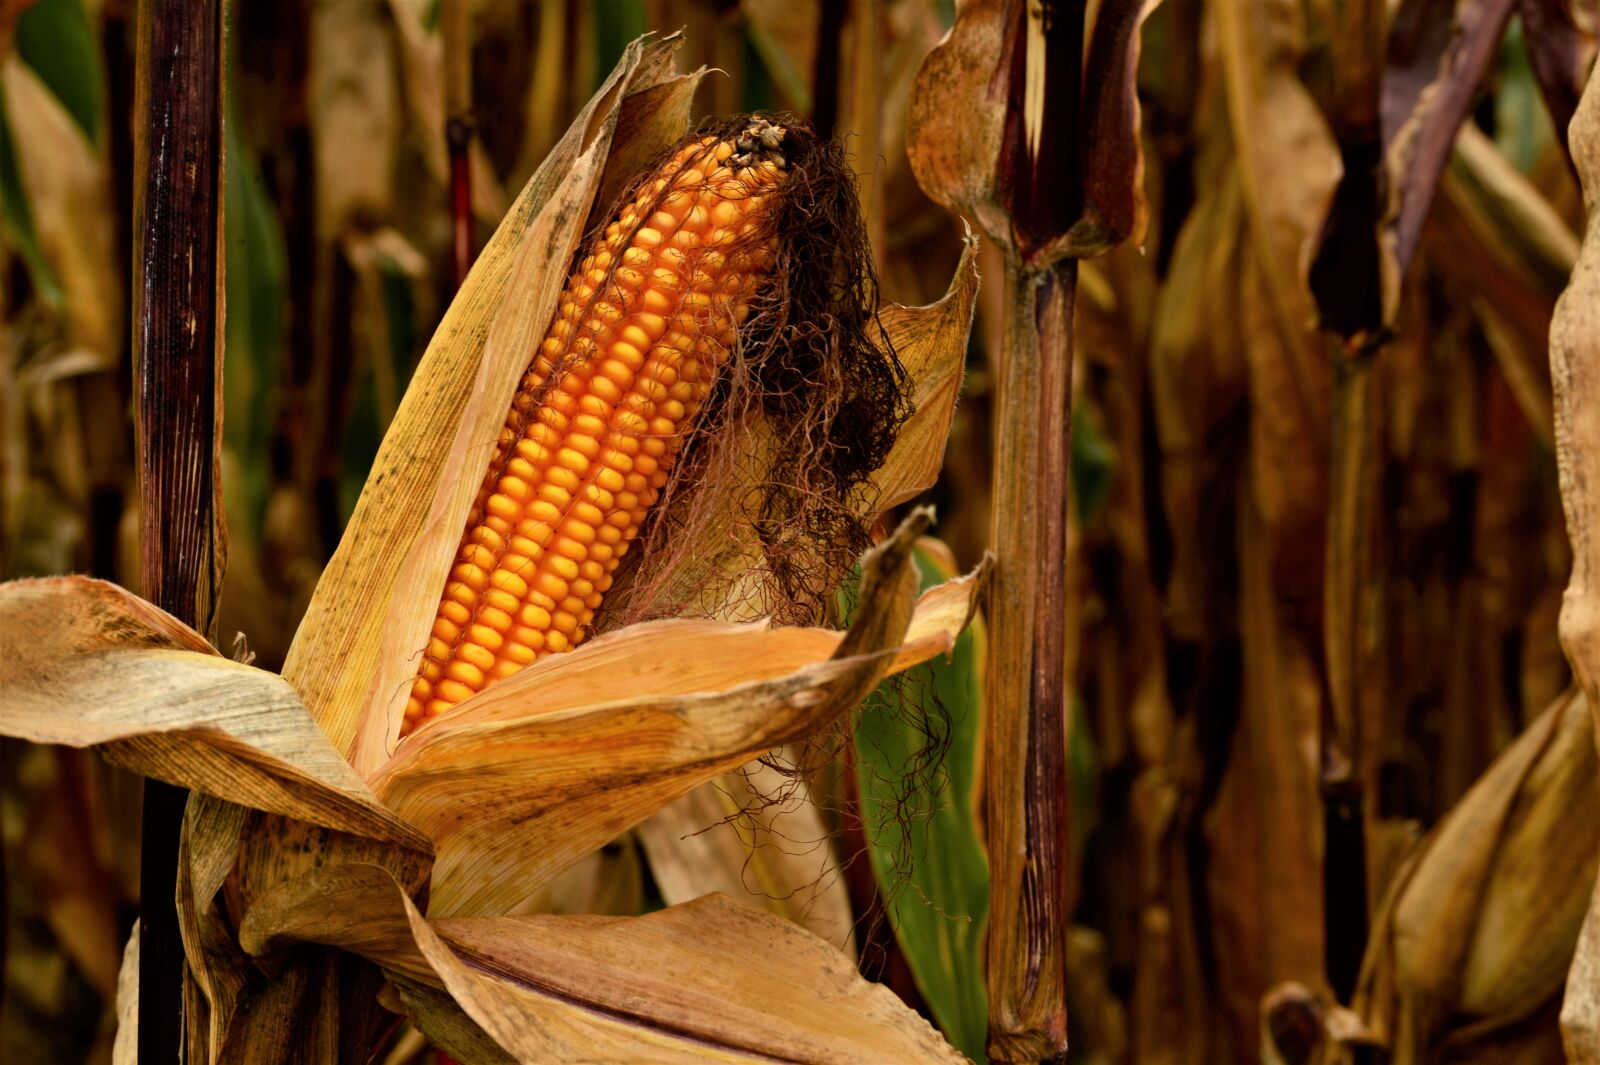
[403,121,790,734]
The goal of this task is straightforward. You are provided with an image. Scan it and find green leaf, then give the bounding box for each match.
[14,0,102,142]
[738,21,778,115]
[854,543,989,1064]
[1494,18,1555,175]
[223,74,288,531]
[0,80,63,305]
[743,18,811,113]
[593,0,648,92]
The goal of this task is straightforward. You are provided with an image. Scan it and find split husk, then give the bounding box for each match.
[0,34,981,1064]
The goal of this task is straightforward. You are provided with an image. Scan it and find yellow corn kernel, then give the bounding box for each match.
[402,121,786,737]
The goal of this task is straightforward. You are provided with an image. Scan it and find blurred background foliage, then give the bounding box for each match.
[0,1,1592,1063]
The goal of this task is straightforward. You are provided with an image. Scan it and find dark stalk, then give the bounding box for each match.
[133,1,226,1059]
[811,0,846,140]
[985,3,1083,1059]
[442,0,474,290]
[985,256,1077,1063]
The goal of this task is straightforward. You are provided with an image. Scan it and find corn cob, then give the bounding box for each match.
[403,121,789,736]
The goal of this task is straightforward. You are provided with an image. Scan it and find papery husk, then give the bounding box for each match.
[237,863,962,1064]
[631,549,985,947]
[0,576,426,852]
[38,512,975,1059]
[283,35,704,779]
[635,759,860,954]
[869,231,981,514]
[593,220,979,629]
[613,227,976,943]
[370,508,980,917]
[1349,689,1598,1063]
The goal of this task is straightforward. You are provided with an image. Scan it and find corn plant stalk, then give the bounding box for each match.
[908,1,1158,1057]
[131,0,227,1058]
[1551,61,1600,1060]
[985,253,1077,1058]
[441,0,473,289]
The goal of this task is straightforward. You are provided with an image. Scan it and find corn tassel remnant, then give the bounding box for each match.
[404,122,789,735]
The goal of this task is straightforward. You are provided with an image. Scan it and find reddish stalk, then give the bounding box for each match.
[132,0,226,1058]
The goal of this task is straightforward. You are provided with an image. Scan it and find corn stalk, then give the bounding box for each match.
[908,1,1158,1058]
[132,0,226,1058]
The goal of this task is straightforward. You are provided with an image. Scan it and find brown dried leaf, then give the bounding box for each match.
[1214,0,1339,456]
[1429,125,1579,442]
[1515,0,1597,159]
[1354,690,1597,1061]
[1,58,121,357]
[869,230,980,514]
[239,863,962,1063]
[905,0,1009,241]
[907,0,1159,261]
[0,576,425,851]
[1379,0,1517,321]
[386,0,506,222]
[1203,493,1325,1060]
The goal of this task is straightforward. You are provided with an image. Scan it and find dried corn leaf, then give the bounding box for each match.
[283,37,700,777]
[1429,125,1578,442]
[870,230,980,514]
[239,863,962,1063]
[1,56,119,357]
[1518,0,1597,156]
[386,0,506,222]
[906,0,1159,261]
[14,747,125,998]
[0,576,426,851]
[1214,0,1338,457]
[370,509,979,917]
[1353,690,1597,1062]
[1379,0,1517,321]
[1204,490,1325,1060]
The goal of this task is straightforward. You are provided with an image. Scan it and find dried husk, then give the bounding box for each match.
[0,576,426,852]
[372,508,978,918]
[1429,124,1578,442]
[236,863,963,1064]
[60,511,973,1061]
[1349,690,1597,1063]
[284,37,704,778]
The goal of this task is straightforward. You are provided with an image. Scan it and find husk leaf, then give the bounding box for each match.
[371,509,978,917]
[1351,690,1597,1062]
[281,36,703,778]
[0,576,425,851]
[237,862,962,1063]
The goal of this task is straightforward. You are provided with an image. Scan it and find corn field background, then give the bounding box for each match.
[3,0,1600,1062]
